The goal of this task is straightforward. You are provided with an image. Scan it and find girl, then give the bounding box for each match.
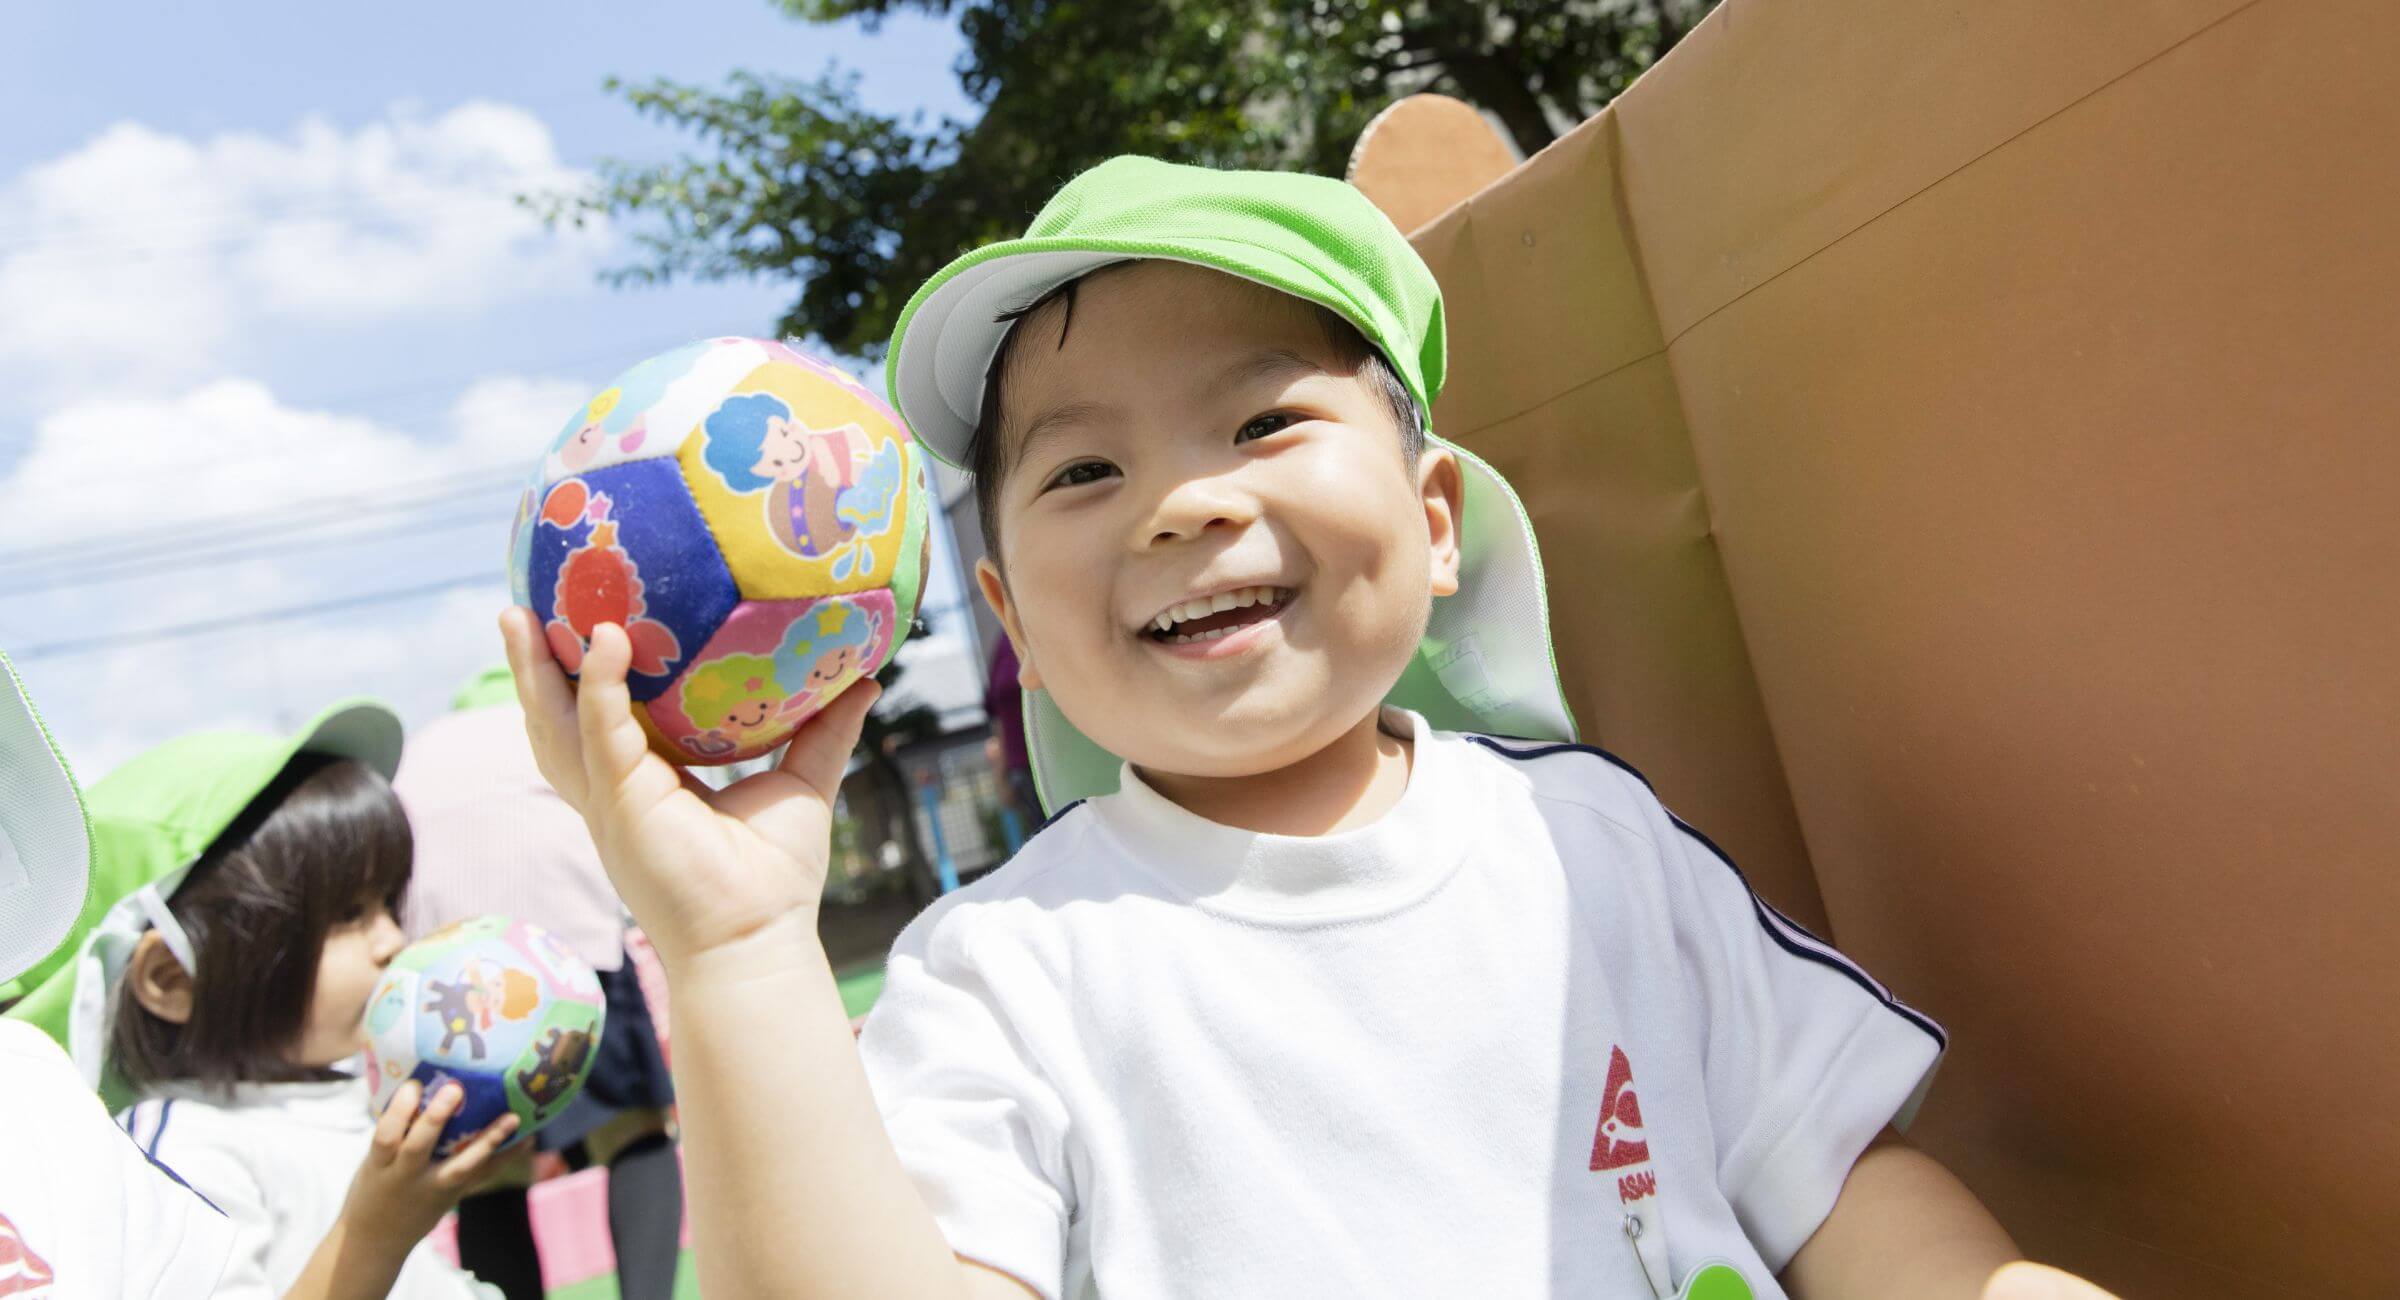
[27,702,517,1300]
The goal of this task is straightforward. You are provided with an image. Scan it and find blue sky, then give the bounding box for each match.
[0,0,987,771]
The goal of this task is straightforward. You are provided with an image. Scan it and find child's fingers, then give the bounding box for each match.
[573,623,665,808]
[400,1082,465,1163]
[712,677,879,853]
[776,677,882,802]
[500,607,589,808]
[434,1113,522,1190]
[370,1080,422,1163]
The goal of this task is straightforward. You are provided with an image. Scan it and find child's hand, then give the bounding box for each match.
[341,1080,519,1252]
[498,610,880,969]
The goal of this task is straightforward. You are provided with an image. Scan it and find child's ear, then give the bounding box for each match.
[1419,447,1465,598]
[126,931,195,1025]
[975,557,1044,692]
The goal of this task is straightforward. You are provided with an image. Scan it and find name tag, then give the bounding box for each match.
[1431,635,1511,713]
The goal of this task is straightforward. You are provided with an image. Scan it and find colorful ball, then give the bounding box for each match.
[506,337,927,764]
[364,915,606,1157]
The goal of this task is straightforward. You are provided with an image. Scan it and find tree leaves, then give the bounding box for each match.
[542,0,1717,355]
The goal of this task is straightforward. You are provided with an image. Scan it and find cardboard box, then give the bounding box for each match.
[1369,1,2399,1291]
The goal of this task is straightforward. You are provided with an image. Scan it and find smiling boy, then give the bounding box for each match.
[501,157,2097,1300]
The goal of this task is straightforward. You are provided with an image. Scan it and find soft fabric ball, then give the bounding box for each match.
[506,337,926,764]
[364,915,606,1157]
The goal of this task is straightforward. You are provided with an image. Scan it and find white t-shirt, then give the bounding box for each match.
[0,1020,233,1299]
[119,1072,499,1300]
[859,710,1944,1300]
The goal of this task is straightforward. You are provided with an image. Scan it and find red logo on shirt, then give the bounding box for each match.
[1589,1046,1656,1204]
[0,1211,54,1297]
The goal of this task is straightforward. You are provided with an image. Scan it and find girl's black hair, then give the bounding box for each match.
[967,266,1424,566]
[109,753,412,1092]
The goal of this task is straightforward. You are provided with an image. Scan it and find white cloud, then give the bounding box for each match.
[0,98,983,783]
[0,102,609,398]
[36,580,515,779]
[0,371,584,549]
[0,379,416,544]
[0,372,581,774]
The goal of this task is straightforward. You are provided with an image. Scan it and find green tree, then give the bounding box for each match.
[545,0,1718,356]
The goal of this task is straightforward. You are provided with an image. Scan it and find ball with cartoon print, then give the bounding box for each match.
[364,916,607,1158]
[506,337,927,764]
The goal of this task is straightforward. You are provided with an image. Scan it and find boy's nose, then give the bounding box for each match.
[1141,475,1255,548]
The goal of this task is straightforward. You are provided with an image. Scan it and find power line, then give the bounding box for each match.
[8,572,506,663]
[0,499,513,598]
[0,465,527,571]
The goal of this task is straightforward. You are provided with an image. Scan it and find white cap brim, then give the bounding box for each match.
[891,249,1135,467]
[0,653,90,986]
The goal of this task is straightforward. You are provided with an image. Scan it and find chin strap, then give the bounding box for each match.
[131,882,197,975]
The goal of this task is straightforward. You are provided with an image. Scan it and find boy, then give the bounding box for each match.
[500,157,2106,1298]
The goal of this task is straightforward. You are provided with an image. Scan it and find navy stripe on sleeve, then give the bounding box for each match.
[1463,733,1947,1049]
[145,1098,174,1157]
[114,1099,225,1216]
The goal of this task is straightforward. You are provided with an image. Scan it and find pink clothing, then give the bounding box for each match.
[393,706,626,972]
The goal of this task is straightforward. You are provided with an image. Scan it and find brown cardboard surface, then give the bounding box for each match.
[1472,357,1828,935]
[1346,95,1521,238]
[1611,0,2258,340]
[1418,116,1668,441]
[1409,111,1833,936]
[1398,0,2398,1292]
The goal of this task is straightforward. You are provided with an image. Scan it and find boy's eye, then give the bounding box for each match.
[1237,413,1294,443]
[1045,459,1117,490]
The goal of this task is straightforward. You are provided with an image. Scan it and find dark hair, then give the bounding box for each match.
[110,754,413,1092]
[967,265,1425,566]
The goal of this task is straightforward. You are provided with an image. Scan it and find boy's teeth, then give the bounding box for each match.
[1152,586,1289,639]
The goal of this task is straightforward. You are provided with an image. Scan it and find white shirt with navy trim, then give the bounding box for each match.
[120,1072,499,1300]
[858,708,1943,1300]
[0,1019,234,1299]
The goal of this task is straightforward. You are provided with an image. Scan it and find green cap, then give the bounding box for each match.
[885,155,1577,812]
[449,664,518,714]
[3,699,403,1106]
[888,154,1447,466]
